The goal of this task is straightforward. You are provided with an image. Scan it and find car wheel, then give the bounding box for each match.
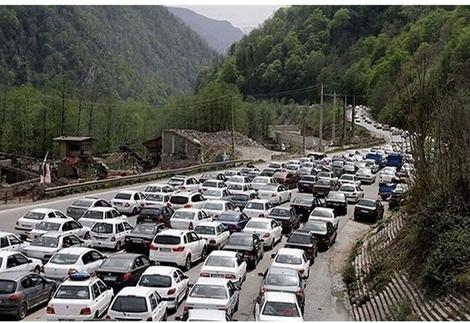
[184,255,192,271]
[288,193,292,202]
[201,247,207,260]
[162,312,168,321]
[115,241,122,251]
[270,238,275,250]
[278,197,282,205]
[17,302,27,320]
[84,231,91,240]
[33,266,41,274]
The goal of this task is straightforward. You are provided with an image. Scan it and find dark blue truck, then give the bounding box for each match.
[366,153,386,167]
[386,153,404,167]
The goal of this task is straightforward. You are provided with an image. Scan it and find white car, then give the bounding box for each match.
[107,286,167,321]
[268,162,286,170]
[141,193,172,208]
[243,199,273,218]
[142,184,175,195]
[29,218,89,241]
[226,175,250,185]
[257,184,291,205]
[251,176,277,191]
[338,174,361,186]
[184,277,239,318]
[316,171,338,185]
[0,251,42,274]
[201,180,226,191]
[202,188,231,201]
[44,247,106,281]
[46,272,114,321]
[149,230,207,270]
[78,207,127,229]
[339,184,365,203]
[15,208,69,237]
[356,168,376,184]
[111,190,146,215]
[308,207,339,229]
[242,218,282,249]
[137,266,189,310]
[379,168,398,183]
[254,291,303,321]
[364,159,380,173]
[227,183,254,195]
[168,192,206,210]
[201,200,238,219]
[185,309,230,321]
[23,232,89,263]
[270,248,310,279]
[194,222,230,250]
[200,251,247,286]
[170,208,211,230]
[168,175,201,193]
[0,232,27,251]
[89,219,133,250]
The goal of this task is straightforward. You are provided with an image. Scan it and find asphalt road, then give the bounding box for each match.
[0,111,397,321]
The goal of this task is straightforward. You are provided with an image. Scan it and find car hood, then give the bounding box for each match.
[126,233,154,240]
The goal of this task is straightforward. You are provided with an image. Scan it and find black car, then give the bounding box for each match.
[285,230,318,262]
[354,198,384,222]
[136,206,174,226]
[267,207,300,233]
[325,191,348,215]
[300,220,337,250]
[260,168,276,177]
[297,175,316,193]
[240,167,260,177]
[96,253,153,292]
[124,223,165,255]
[0,272,57,320]
[230,192,258,211]
[223,232,264,268]
[290,196,325,221]
[312,179,334,197]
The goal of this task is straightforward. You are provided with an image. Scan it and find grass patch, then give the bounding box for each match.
[342,240,363,285]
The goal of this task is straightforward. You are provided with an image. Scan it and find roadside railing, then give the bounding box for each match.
[44,159,252,198]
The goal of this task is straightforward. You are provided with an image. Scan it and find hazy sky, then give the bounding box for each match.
[175,5,285,33]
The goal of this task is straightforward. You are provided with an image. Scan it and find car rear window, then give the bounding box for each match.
[144,186,162,193]
[327,192,345,200]
[262,301,300,317]
[0,280,16,294]
[31,236,59,248]
[203,190,222,197]
[340,186,354,192]
[270,208,290,218]
[71,200,94,207]
[24,211,45,220]
[50,253,79,265]
[92,223,113,234]
[253,177,269,184]
[55,286,90,299]
[301,176,316,182]
[146,195,164,202]
[114,193,131,200]
[189,284,227,299]
[303,221,327,233]
[312,209,332,218]
[203,181,218,188]
[100,257,133,270]
[139,274,172,288]
[203,202,224,211]
[292,197,313,205]
[111,296,148,313]
[153,235,181,245]
[266,272,298,287]
[205,255,235,267]
[132,225,157,235]
[218,213,239,222]
[82,210,103,219]
[140,208,162,216]
[245,202,264,210]
[231,194,249,202]
[195,226,215,235]
[35,222,61,231]
[227,235,251,246]
[169,196,189,205]
[168,178,185,186]
[173,211,196,220]
[357,200,377,207]
[275,254,302,265]
[287,234,311,244]
[245,221,269,230]
[316,180,331,186]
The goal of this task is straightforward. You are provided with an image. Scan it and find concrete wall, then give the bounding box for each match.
[161,130,201,162]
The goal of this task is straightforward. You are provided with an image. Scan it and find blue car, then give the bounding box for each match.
[217,210,250,233]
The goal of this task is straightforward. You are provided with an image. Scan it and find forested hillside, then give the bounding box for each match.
[168,7,244,53]
[0,6,218,102]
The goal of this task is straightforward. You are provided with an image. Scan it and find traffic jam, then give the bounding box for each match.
[0,107,413,321]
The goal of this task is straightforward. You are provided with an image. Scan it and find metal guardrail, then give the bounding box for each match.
[44,159,252,198]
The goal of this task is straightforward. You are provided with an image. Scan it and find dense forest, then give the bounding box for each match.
[0,6,218,102]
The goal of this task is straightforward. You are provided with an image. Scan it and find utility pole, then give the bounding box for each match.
[231,97,235,159]
[332,92,336,144]
[351,94,356,138]
[60,83,66,136]
[343,92,347,140]
[302,107,306,156]
[319,83,324,151]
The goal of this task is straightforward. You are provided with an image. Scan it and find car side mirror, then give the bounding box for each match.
[27,259,32,263]
[187,282,194,288]
[257,272,265,277]
[175,316,182,321]
[270,253,276,259]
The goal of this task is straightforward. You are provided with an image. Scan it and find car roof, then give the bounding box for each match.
[195,221,221,227]
[28,208,58,213]
[219,210,242,216]
[277,248,304,256]
[0,271,28,281]
[56,247,94,255]
[36,218,70,224]
[207,250,238,258]
[195,277,229,286]
[247,199,270,204]
[62,275,102,286]
[40,231,74,238]
[93,218,127,224]
[87,207,116,212]
[116,286,155,297]
[203,200,227,205]
[314,207,334,213]
[267,266,300,277]
[264,291,297,302]
[142,265,177,275]
[203,179,224,183]
[156,229,187,236]
[175,208,199,213]
[271,206,291,211]
[115,190,139,195]
[248,218,271,223]
[172,191,199,197]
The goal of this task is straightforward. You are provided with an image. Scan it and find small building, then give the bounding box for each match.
[53,136,95,159]
[161,130,202,162]
[142,137,162,159]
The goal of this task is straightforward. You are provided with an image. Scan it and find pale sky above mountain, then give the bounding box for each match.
[174,5,285,33]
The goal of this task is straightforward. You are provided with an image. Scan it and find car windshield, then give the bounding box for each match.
[301,176,315,182]
[304,221,327,233]
[292,197,313,205]
[228,184,243,191]
[82,210,103,220]
[341,175,354,181]
[340,186,355,192]
[146,195,164,202]
[262,301,300,317]
[253,178,269,184]
[24,211,45,220]
[132,225,156,235]
[245,202,264,210]
[0,280,16,294]
[189,284,227,299]
[31,236,59,248]
[245,221,269,229]
[139,274,172,288]
[316,180,331,186]
[154,235,181,245]
[275,254,302,265]
[111,296,148,313]
[35,222,61,231]
[327,192,345,200]
[71,200,94,207]
[204,190,222,197]
[114,193,131,200]
[100,257,133,270]
[287,234,311,244]
[270,209,290,218]
[218,213,239,222]
[205,255,235,267]
[55,286,90,300]
[312,209,332,219]
[173,211,196,220]
[269,164,281,169]
[227,235,251,246]
[203,182,218,188]
[318,172,330,178]
[92,223,113,234]
[195,225,215,235]
[358,200,377,207]
[50,253,79,265]
[260,185,277,192]
[169,196,189,204]
[168,178,185,186]
[230,177,244,183]
[140,208,162,216]
[231,194,249,202]
[144,186,162,193]
[266,272,298,287]
[203,202,224,211]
